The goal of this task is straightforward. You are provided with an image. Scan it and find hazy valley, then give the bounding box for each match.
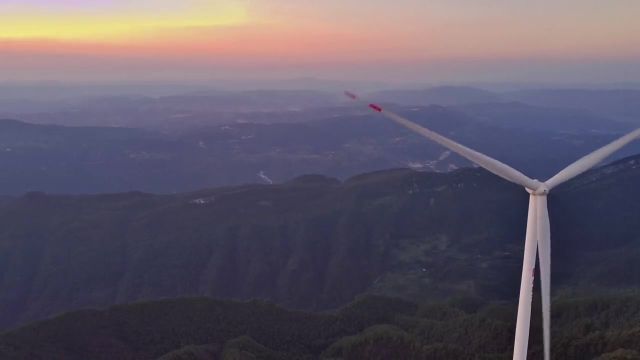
[1,87,640,195]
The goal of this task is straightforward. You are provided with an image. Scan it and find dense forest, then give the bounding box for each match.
[1,294,639,359]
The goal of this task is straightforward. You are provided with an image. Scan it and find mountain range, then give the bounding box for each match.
[1,154,639,332]
[3,86,640,128]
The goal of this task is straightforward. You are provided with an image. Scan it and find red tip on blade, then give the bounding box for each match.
[369,103,383,112]
[344,91,358,100]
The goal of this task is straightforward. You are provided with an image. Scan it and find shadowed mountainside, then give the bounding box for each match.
[1,155,639,331]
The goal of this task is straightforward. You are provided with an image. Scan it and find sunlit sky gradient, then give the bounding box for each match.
[1,0,639,84]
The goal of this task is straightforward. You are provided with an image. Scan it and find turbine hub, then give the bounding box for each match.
[526,181,549,195]
[534,183,550,195]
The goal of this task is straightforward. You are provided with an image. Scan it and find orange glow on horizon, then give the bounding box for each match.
[3,20,638,65]
[1,1,639,82]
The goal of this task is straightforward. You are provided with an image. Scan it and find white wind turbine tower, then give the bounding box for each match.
[345,91,640,360]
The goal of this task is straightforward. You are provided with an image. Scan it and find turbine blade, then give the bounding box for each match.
[537,196,551,360]
[546,128,640,189]
[513,195,538,360]
[344,91,541,190]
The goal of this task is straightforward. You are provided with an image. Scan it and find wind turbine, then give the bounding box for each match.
[345,91,640,360]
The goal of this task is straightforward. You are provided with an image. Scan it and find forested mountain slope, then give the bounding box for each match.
[1,294,639,359]
[1,155,639,330]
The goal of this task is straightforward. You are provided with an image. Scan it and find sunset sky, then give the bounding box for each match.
[1,0,639,83]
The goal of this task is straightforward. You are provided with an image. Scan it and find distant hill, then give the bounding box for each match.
[369,86,502,106]
[506,89,640,124]
[1,155,640,330]
[1,294,639,359]
[368,86,640,127]
[455,102,633,133]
